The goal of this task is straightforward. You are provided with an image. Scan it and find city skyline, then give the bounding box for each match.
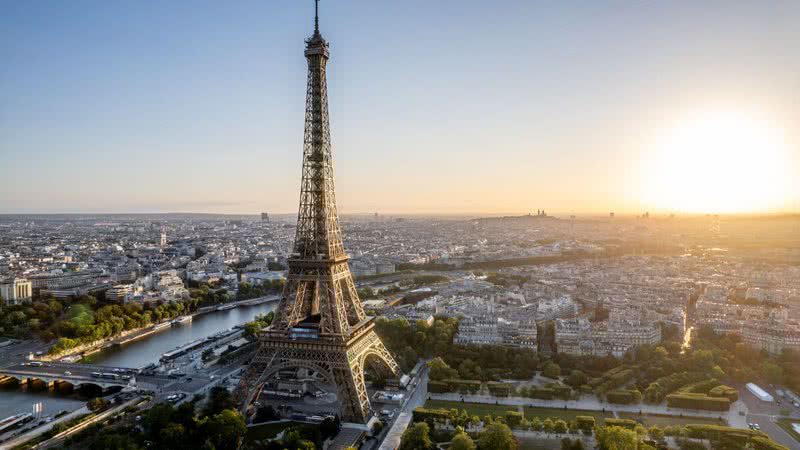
[2,3,800,445]
[2,1,799,215]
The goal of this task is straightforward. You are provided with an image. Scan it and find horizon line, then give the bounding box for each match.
[0,211,798,219]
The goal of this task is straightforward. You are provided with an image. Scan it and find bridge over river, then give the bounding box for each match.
[0,361,174,390]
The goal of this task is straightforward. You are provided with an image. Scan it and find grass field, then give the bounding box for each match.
[777,419,800,444]
[518,437,562,449]
[245,421,310,442]
[618,412,726,427]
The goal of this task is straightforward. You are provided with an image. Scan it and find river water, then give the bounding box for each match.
[0,302,276,420]
[82,302,277,368]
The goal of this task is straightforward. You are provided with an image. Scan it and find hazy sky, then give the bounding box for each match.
[2,1,799,215]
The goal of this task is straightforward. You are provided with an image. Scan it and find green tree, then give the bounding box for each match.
[649,425,664,442]
[200,409,247,450]
[450,430,477,450]
[542,361,561,379]
[762,362,783,384]
[159,423,186,449]
[595,426,637,450]
[566,370,587,387]
[202,386,236,417]
[399,422,434,450]
[428,357,459,381]
[371,419,384,436]
[553,419,568,434]
[478,422,517,450]
[88,433,142,450]
[87,397,108,412]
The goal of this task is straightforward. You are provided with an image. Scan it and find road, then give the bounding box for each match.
[378,368,429,450]
[737,385,800,450]
[0,406,89,450]
[747,413,800,450]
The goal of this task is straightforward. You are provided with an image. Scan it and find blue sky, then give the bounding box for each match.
[2,1,799,214]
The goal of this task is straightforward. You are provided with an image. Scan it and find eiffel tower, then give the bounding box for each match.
[234,1,400,424]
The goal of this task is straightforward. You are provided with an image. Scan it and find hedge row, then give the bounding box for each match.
[681,378,721,395]
[708,385,739,402]
[428,381,449,393]
[666,394,731,411]
[531,387,555,400]
[576,416,596,432]
[504,411,523,427]
[486,382,513,397]
[427,379,482,394]
[644,371,706,403]
[752,436,790,450]
[589,366,636,392]
[606,389,643,405]
[604,418,638,430]
[446,379,482,394]
[412,408,451,423]
[684,424,766,441]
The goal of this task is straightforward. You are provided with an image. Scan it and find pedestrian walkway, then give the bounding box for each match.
[430,392,736,424]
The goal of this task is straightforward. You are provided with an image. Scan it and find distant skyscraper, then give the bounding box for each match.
[261,212,270,222]
[160,226,167,247]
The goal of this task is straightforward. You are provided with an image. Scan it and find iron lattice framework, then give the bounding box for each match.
[234,3,399,423]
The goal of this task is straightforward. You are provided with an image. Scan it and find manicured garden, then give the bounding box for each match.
[522,406,613,423]
[617,412,726,427]
[424,399,519,419]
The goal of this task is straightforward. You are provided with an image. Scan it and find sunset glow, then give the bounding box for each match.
[640,111,792,214]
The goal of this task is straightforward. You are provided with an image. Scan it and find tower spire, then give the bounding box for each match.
[314,0,319,35]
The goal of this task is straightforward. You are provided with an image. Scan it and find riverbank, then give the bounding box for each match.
[81,299,278,368]
[44,296,279,364]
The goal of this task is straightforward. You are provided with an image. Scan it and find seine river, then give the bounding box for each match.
[82,301,277,368]
[0,302,276,420]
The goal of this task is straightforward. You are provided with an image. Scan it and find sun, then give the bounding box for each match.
[639,110,791,214]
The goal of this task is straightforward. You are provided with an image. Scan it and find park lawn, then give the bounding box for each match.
[245,421,310,442]
[777,419,800,444]
[517,437,561,450]
[424,399,520,418]
[523,406,613,424]
[617,412,726,428]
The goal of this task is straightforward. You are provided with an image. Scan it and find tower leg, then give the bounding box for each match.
[234,345,277,414]
[333,364,370,423]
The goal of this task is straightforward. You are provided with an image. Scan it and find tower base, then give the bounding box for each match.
[235,322,399,423]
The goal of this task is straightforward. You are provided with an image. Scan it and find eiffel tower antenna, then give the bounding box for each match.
[314,0,319,34]
[234,3,400,424]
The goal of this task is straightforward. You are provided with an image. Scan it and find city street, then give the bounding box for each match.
[378,367,429,450]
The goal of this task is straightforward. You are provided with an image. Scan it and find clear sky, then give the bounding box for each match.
[2,0,799,215]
